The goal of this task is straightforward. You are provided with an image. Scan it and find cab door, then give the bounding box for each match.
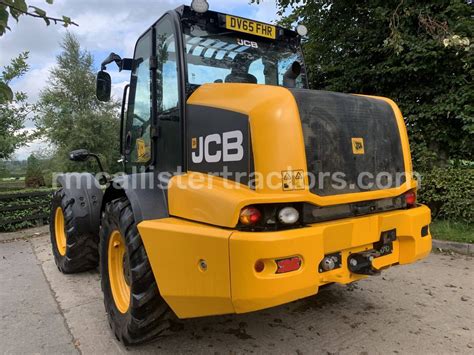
[153,14,183,173]
[123,14,184,174]
[124,30,153,173]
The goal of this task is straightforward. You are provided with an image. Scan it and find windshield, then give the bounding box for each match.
[182,24,307,89]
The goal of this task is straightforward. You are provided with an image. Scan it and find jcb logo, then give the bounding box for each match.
[351,137,365,155]
[191,130,244,163]
[237,38,258,48]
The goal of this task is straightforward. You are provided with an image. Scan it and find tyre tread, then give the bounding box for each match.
[100,197,172,345]
[50,188,99,273]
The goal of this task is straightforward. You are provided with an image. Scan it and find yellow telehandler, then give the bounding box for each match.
[50,1,432,345]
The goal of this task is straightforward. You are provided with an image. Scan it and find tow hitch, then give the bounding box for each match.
[348,229,396,275]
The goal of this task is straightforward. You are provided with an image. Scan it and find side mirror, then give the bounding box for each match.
[283,61,302,88]
[96,71,111,102]
[69,149,90,162]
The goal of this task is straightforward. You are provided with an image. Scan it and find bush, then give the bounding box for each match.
[418,167,473,223]
[42,169,54,188]
[25,155,45,188]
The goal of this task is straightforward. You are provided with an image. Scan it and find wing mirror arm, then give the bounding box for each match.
[69,149,107,184]
[87,153,105,174]
[101,52,133,72]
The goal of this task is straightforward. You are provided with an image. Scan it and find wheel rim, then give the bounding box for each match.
[54,207,67,256]
[108,230,130,314]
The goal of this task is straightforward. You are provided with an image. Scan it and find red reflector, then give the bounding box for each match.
[254,260,265,273]
[276,257,302,274]
[405,190,416,207]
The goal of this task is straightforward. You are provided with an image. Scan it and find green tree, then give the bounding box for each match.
[35,32,121,173]
[0,52,35,159]
[25,154,45,187]
[271,0,473,170]
[0,0,77,102]
[30,147,57,187]
[0,0,76,36]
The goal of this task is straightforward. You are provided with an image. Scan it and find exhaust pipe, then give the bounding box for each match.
[283,61,301,88]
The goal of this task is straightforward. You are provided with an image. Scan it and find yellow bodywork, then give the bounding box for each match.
[137,84,431,319]
[139,205,431,318]
[170,84,417,228]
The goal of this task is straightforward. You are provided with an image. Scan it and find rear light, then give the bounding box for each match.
[404,190,416,207]
[239,206,262,225]
[237,204,304,231]
[276,256,302,274]
[278,207,300,225]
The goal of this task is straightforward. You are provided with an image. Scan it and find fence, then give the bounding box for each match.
[0,190,53,232]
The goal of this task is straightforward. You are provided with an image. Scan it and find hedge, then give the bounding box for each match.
[418,167,473,224]
[0,189,53,232]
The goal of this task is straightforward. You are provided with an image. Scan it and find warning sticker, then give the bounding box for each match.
[282,171,293,190]
[281,170,305,191]
[136,138,149,162]
[294,170,305,190]
[191,137,197,149]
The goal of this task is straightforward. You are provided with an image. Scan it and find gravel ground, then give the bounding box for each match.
[0,232,473,354]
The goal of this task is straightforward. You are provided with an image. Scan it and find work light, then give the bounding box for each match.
[296,24,308,36]
[191,0,209,13]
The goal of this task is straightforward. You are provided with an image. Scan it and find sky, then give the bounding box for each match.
[0,0,281,160]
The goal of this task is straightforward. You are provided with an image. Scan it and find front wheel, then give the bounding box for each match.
[100,197,172,345]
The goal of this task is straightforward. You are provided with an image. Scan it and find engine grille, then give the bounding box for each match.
[290,89,405,196]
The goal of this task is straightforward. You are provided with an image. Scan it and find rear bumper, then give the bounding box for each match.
[229,205,431,313]
[138,205,431,318]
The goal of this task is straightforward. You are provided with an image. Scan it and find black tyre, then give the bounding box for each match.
[100,197,172,345]
[50,188,99,273]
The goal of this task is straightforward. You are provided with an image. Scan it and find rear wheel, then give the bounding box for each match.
[100,197,172,345]
[50,189,99,273]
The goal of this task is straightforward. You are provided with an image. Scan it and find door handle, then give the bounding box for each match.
[125,131,132,154]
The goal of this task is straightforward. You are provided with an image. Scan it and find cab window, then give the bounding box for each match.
[154,15,183,172]
[126,31,152,166]
[156,17,180,117]
[183,25,307,88]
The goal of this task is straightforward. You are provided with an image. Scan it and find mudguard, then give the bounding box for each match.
[102,172,169,224]
[56,173,103,237]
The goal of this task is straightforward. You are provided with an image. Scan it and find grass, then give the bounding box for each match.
[0,178,25,192]
[0,187,54,196]
[430,220,474,244]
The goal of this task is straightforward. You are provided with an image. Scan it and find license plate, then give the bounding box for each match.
[225,15,276,39]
